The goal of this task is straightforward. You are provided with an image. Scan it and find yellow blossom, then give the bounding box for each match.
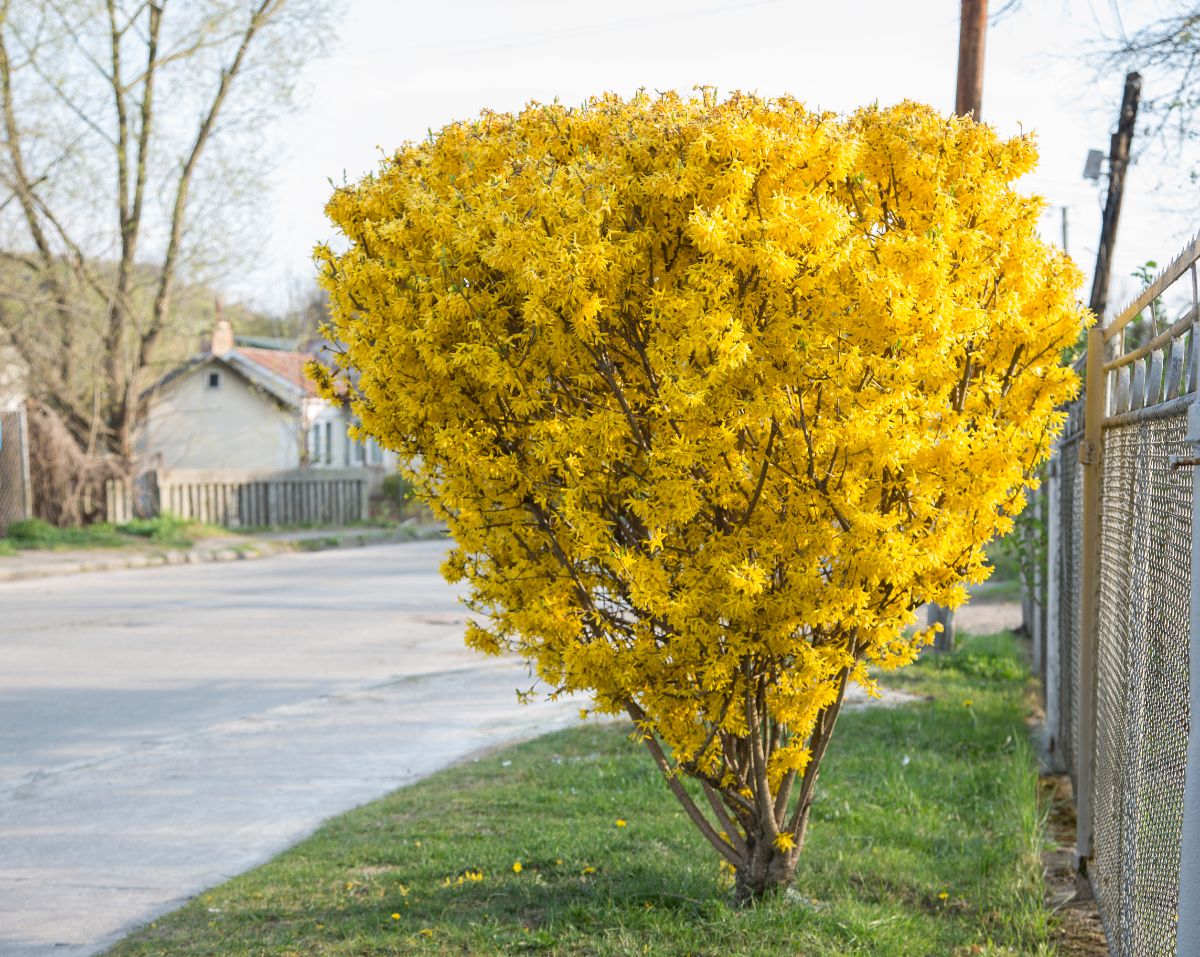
[317,90,1086,899]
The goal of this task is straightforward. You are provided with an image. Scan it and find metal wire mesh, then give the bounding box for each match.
[0,405,32,533]
[1092,412,1192,957]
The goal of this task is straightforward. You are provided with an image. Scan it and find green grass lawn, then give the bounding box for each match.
[0,515,215,552]
[107,633,1050,957]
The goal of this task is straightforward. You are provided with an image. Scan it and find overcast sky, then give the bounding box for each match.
[244,0,1197,323]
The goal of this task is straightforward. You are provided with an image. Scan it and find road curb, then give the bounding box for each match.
[0,527,447,584]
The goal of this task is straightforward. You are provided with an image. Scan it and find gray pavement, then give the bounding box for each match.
[0,540,581,956]
[0,523,443,583]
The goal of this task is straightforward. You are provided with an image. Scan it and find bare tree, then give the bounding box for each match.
[1097,4,1200,159]
[0,0,332,467]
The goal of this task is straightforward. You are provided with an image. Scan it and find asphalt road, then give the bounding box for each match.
[0,540,580,957]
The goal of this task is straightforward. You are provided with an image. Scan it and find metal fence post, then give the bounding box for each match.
[1076,326,1106,876]
[17,401,32,519]
[1031,481,1045,675]
[1176,326,1200,957]
[1044,450,1063,770]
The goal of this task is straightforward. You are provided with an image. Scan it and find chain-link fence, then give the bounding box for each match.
[0,402,32,534]
[1094,413,1191,954]
[1037,234,1200,957]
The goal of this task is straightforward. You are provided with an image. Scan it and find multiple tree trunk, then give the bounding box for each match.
[0,1,314,491]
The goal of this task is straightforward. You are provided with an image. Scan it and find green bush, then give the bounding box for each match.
[4,518,58,544]
[116,513,192,544]
[935,633,1028,682]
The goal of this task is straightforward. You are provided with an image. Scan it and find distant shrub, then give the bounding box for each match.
[4,518,57,544]
[117,513,192,544]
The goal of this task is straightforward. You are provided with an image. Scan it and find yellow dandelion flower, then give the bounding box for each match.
[512,860,523,874]
[962,699,973,708]
[615,819,627,827]
[391,912,401,920]
[938,891,949,901]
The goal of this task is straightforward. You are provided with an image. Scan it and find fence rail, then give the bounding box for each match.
[1037,233,1200,957]
[106,468,370,528]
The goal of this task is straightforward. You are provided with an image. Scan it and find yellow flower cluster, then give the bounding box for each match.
[316,90,1085,895]
[440,869,484,888]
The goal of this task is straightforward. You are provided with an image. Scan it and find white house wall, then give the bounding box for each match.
[141,364,302,470]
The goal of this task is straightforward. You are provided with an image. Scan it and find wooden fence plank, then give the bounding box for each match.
[149,469,369,530]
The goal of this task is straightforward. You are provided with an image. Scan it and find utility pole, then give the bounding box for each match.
[931,0,990,654]
[1089,72,1142,321]
[955,0,988,119]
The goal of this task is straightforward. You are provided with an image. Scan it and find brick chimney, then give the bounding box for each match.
[210,298,233,356]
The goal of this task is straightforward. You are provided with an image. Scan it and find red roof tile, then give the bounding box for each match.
[235,348,320,397]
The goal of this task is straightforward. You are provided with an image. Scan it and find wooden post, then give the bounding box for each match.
[1176,322,1200,957]
[1089,72,1142,322]
[955,0,988,118]
[928,0,990,653]
[1075,326,1106,880]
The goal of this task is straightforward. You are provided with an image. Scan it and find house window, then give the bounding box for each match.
[208,371,220,389]
[309,425,320,464]
[324,421,332,465]
[350,434,365,466]
[367,439,383,466]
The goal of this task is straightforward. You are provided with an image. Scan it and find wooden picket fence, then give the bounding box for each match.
[105,468,370,528]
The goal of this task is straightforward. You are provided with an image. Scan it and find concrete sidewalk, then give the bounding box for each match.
[0,540,571,957]
[0,522,446,583]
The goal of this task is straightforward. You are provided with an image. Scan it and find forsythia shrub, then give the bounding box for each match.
[314,90,1086,902]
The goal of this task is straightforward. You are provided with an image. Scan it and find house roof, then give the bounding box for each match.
[145,346,333,411]
[234,334,301,351]
[233,348,320,398]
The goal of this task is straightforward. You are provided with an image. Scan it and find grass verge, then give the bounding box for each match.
[107,632,1050,957]
[0,515,217,551]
